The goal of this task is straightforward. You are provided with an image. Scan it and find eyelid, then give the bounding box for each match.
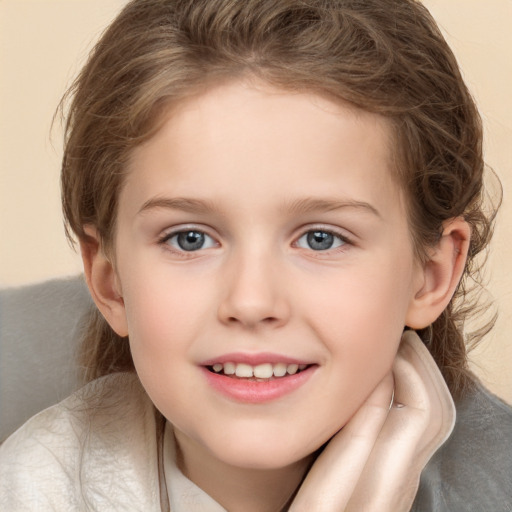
[157,225,220,255]
[292,225,355,250]
[158,221,217,237]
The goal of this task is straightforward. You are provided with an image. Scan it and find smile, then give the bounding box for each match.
[201,355,317,403]
[207,362,309,380]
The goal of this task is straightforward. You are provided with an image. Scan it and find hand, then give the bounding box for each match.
[289,330,456,512]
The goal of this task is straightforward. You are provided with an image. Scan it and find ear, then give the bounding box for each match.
[80,225,129,337]
[405,217,470,329]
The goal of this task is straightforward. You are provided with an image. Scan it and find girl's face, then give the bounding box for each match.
[113,81,424,471]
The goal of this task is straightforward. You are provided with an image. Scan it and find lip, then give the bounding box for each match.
[200,352,310,366]
[201,364,317,404]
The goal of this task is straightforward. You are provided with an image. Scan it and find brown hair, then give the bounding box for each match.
[61,0,499,399]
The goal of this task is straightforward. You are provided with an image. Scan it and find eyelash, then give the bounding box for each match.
[293,228,351,253]
[157,226,353,257]
[157,228,218,257]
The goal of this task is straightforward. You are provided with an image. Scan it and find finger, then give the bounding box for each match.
[346,331,455,512]
[290,373,394,512]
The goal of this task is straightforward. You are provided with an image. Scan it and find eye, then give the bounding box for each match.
[162,230,217,252]
[295,230,347,251]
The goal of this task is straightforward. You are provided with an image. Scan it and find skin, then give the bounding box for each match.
[82,80,470,511]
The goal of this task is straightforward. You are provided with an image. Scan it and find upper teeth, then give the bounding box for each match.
[211,362,307,378]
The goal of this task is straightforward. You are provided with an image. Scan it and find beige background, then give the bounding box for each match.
[1,0,511,403]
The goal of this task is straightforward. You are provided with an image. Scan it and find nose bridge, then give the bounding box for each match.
[218,242,289,328]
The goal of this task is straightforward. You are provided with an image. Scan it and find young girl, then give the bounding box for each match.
[1,0,511,510]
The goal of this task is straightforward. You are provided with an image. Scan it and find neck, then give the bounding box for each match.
[174,429,315,512]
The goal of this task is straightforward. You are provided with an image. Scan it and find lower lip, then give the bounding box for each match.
[201,366,316,404]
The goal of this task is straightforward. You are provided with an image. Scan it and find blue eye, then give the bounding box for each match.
[164,230,216,252]
[296,230,346,251]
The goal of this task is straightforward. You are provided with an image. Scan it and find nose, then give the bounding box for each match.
[217,249,290,329]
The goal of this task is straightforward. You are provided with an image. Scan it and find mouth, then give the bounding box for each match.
[206,362,311,381]
[201,357,317,403]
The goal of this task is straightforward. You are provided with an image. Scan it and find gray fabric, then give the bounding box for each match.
[412,383,512,511]
[0,276,91,442]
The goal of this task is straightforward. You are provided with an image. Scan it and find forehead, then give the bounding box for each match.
[122,81,404,221]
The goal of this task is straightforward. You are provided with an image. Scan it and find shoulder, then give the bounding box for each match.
[0,373,164,511]
[413,383,512,512]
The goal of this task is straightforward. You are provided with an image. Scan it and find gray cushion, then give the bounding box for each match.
[0,276,92,442]
[413,383,512,511]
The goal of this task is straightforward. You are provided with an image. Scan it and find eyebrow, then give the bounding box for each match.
[283,197,381,218]
[138,197,221,215]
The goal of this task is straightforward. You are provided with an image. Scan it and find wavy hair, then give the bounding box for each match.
[60,0,500,399]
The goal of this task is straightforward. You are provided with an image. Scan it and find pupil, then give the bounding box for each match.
[178,231,204,251]
[307,231,333,250]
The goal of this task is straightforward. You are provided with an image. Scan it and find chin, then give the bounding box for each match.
[205,431,322,471]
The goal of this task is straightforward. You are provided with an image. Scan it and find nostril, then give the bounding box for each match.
[226,315,277,325]
[236,316,280,328]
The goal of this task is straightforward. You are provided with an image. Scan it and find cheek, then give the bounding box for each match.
[301,260,413,374]
[118,243,211,330]
[123,276,207,351]
[120,275,208,416]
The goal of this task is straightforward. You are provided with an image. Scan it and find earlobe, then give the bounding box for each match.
[405,217,470,329]
[80,225,129,337]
